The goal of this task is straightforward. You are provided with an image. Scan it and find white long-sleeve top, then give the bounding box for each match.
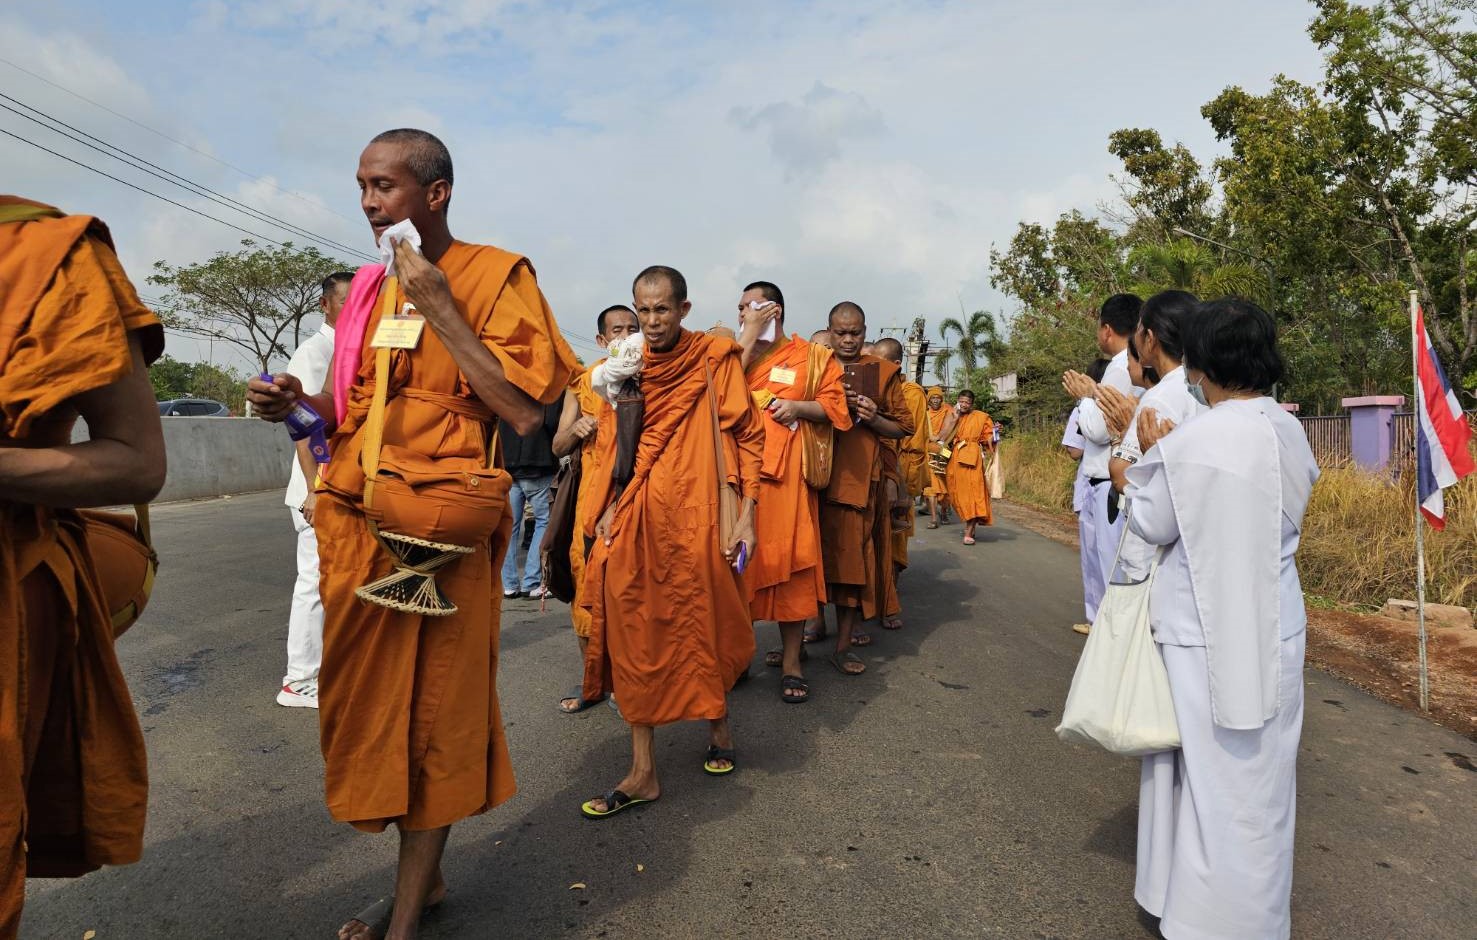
[1076,347,1133,479]
[1124,397,1319,729]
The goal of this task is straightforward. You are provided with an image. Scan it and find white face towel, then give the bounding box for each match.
[376,219,423,278]
[590,332,646,405]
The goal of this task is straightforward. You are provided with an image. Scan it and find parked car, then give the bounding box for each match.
[157,398,231,417]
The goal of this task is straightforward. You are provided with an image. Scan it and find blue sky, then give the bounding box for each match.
[4,1,1326,369]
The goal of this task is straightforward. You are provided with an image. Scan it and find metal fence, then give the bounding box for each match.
[1298,415,1351,466]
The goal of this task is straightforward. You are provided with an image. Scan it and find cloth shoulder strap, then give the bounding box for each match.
[705,358,725,492]
[803,341,829,400]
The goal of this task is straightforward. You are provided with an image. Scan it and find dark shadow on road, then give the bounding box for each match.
[1083,800,1138,864]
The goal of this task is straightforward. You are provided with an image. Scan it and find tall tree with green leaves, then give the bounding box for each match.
[149,239,343,376]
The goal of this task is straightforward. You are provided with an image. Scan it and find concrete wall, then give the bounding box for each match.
[74,417,294,503]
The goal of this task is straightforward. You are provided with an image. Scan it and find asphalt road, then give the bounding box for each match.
[22,491,1477,939]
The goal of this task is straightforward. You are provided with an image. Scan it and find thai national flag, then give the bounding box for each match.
[1414,307,1475,530]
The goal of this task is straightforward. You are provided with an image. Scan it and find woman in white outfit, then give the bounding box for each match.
[1123,298,1319,940]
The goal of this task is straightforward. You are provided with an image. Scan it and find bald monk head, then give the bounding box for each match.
[827,301,866,362]
[708,324,737,340]
[810,330,833,349]
[596,304,639,350]
[633,265,691,353]
[860,343,877,356]
[358,127,455,255]
[874,336,904,366]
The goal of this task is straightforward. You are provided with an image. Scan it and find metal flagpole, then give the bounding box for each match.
[1410,290,1430,712]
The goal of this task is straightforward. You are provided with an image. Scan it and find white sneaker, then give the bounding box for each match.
[526,585,552,600]
[277,679,319,708]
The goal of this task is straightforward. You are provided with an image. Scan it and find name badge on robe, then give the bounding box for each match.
[769,366,797,386]
[371,306,425,349]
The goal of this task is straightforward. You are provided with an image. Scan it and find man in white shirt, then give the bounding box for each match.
[277,272,351,708]
[1061,293,1141,634]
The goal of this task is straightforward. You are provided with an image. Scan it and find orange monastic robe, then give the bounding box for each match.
[0,199,160,937]
[925,399,951,498]
[569,365,615,638]
[581,330,762,725]
[820,355,915,619]
[891,380,932,569]
[946,410,995,525]
[316,241,575,832]
[745,335,851,622]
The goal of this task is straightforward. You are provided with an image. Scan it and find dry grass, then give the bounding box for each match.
[998,433,1078,515]
[1001,431,1477,611]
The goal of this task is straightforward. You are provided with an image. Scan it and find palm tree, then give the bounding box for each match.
[932,348,954,386]
[938,310,1002,389]
[1126,238,1267,302]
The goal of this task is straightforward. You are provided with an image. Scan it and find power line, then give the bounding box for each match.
[0,93,373,261]
[0,54,364,228]
[1,126,303,249]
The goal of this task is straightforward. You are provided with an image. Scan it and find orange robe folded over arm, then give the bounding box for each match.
[581,331,762,724]
[746,335,851,622]
[568,365,615,638]
[314,242,576,834]
[1,199,161,937]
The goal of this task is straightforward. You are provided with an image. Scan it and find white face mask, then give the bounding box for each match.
[1187,376,1209,407]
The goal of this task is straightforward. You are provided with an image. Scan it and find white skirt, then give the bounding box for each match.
[1135,633,1305,940]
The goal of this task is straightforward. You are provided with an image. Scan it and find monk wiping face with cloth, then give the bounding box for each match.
[247,129,576,940]
[577,265,763,819]
[735,281,851,703]
[0,196,165,939]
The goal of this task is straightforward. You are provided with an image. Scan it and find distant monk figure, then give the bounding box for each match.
[815,302,913,674]
[736,280,851,703]
[943,389,995,545]
[810,329,833,349]
[1,196,164,937]
[579,265,762,817]
[873,337,930,630]
[551,304,639,713]
[247,129,576,940]
[924,386,952,527]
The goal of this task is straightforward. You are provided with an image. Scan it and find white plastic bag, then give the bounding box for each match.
[1056,517,1181,756]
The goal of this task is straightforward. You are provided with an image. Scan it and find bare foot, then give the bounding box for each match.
[339,873,446,940]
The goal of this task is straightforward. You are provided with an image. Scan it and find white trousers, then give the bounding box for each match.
[1135,633,1305,940]
[284,509,323,686]
[1079,479,1120,621]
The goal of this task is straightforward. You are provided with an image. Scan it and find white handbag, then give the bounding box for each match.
[1055,511,1181,756]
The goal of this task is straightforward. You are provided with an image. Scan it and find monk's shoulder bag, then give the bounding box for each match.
[538,453,582,603]
[79,504,157,638]
[798,341,835,490]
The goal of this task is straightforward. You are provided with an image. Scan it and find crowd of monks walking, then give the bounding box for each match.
[0,129,1000,940]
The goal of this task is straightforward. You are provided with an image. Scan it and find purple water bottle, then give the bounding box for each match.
[260,374,331,463]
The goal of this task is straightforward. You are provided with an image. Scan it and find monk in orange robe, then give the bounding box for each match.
[925,386,952,527]
[735,281,850,703]
[551,304,638,713]
[248,130,575,940]
[874,337,931,630]
[944,389,995,545]
[579,266,762,817]
[816,302,914,674]
[0,197,163,939]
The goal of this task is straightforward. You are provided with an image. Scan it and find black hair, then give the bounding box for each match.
[1127,334,1160,385]
[370,128,453,189]
[320,271,354,297]
[1183,298,1284,394]
[1086,357,1110,383]
[957,389,976,401]
[597,304,636,336]
[634,265,688,303]
[1099,293,1142,337]
[743,280,784,310]
[1139,289,1198,363]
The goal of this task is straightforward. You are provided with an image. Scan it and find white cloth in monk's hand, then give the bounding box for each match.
[1125,397,1318,729]
[376,219,423,278]
[590,332,645,405]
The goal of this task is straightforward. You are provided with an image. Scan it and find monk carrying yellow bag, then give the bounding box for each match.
[356,278,509,617]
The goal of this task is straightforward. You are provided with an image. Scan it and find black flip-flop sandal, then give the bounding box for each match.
[558,687,608,714]
[802,628,827,644]
[703,745,737,776]
[581,789,656,820]
[780,674,809,704]
[829,651,866,676]
[344,894,443,938]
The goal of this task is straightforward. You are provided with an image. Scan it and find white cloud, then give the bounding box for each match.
[730,82,886,179]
